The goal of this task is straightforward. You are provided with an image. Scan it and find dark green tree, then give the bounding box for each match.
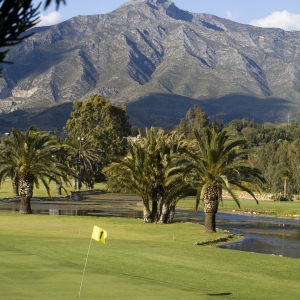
[289,138,300,194]
[64,95,131,168]
[104,139,153,222]
[176,105,209,140]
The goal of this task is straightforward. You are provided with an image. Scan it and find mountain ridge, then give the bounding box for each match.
[1,0,300,130]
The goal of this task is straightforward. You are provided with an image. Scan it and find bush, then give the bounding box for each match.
[272,193,293,202]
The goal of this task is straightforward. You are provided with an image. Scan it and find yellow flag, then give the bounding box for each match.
[91,226,107,244]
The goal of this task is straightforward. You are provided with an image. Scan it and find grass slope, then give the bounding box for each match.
[0,212,299,299]
[177,199,300,218]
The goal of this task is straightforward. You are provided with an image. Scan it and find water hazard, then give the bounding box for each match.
[215,212,300,258]
[1,197,300,258]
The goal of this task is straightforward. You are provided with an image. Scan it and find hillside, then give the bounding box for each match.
[1,0,300,130]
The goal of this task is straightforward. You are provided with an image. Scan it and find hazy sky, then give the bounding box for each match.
[33,0,300,31]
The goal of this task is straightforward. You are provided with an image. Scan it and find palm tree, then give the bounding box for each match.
[279,168,290,199]
[104,140,153,222]
[104,128,188,223]
[0,126,71,214]
[63,133,103,190]
[161,174,192,223]
[167,128,265,232]
[0,131,22,196]
[158,131,191,223]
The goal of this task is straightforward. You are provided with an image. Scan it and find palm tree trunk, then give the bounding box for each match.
[203,185,219,232]
[12,174,19,196]
[283,178,287,198]
[167,204,176,223]
[56,182,62,195]
[159,201,169,224]
[143,201,153,223]
[19,173,35,214]
[84,180,94,190]
[55,175,62,195]
[152,200,159,222]
[204,213,216,233]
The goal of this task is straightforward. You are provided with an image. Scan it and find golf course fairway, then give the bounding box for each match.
[0,212,299,299]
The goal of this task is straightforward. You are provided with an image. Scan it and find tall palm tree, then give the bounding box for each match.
[0,126,71,214]
[167,128,265,232]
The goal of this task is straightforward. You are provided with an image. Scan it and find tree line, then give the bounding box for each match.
[1,96,299,231]
[225,116,300,198]
[175,106,300,199]
[0,96,270,233]
[0,96,298,232]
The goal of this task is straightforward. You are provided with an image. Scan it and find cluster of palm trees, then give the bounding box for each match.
[0,126,102,214]
[104,127,265,232]
[104,128,191,223]
[0,124,265,232]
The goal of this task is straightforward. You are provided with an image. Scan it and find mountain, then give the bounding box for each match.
[1,0,300,131]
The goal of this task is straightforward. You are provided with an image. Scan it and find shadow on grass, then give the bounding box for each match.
[207,292,232,296]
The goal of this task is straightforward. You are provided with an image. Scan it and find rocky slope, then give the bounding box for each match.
[1,0,300,129]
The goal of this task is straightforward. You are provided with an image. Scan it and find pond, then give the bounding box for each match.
[207,212,300,259]
[1,197,300,258]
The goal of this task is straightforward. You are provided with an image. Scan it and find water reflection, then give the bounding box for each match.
[213,212,300,259]
[31,208,145,218]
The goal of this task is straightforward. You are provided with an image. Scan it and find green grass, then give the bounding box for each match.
[177,198,300,218]
[0,212,300,299]
[0,179,107,199]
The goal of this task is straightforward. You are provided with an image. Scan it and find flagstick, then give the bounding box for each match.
[78,237,93,297]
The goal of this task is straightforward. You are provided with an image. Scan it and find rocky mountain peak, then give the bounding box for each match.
[122,0,186,15]
[129,0,173,5]
[119,0,194,23]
